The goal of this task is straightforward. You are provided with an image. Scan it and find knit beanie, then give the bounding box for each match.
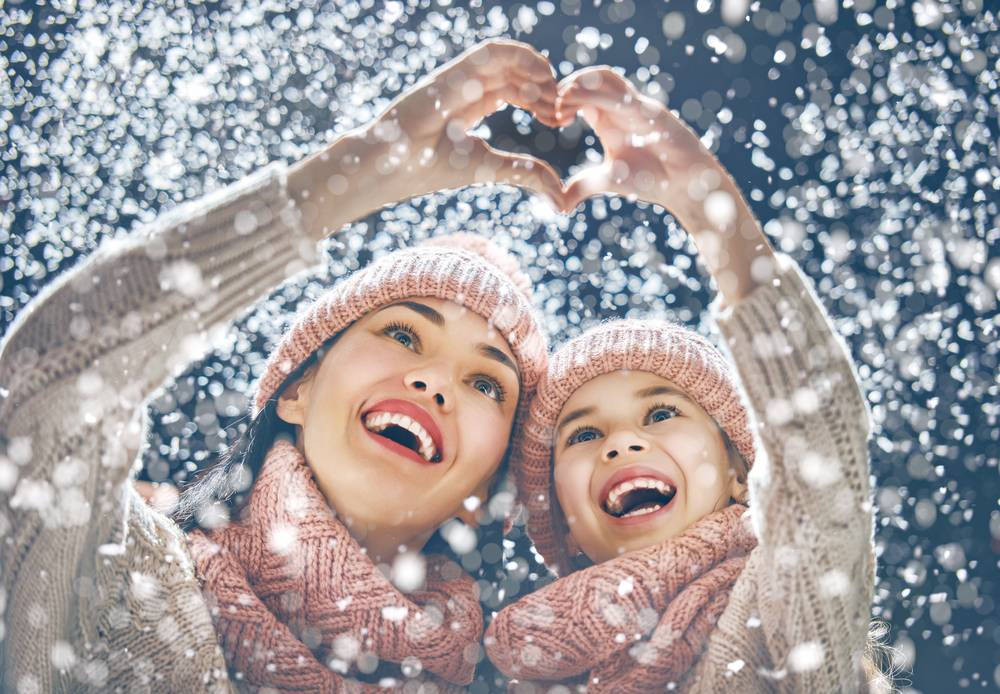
[515,319,756,573]
[253,233,547,432]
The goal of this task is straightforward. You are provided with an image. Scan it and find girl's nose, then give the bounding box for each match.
[405,364,455,411]
[602,429,649,462]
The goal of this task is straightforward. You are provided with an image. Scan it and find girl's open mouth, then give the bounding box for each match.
[601,475,676,520]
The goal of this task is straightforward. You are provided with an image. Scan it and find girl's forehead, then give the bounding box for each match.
[556,370,696,429]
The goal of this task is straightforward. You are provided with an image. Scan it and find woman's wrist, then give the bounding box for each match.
[287,130,392,239]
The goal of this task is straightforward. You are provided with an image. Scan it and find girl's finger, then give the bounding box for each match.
[563,165,626,211]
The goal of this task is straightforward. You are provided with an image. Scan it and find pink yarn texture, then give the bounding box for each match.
[253,234,547,419]
[515,319,756,574]
[485,504,757,693]
[187,440,480,693]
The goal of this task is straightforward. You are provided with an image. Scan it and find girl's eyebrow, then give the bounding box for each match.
[637,385,696,404]
[378,300,445,326]
[556,407,595,438]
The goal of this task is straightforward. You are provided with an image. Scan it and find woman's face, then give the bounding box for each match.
[551,369,745,565]
[277,297,520,560]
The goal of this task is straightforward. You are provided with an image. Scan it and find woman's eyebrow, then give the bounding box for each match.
[637,385,695,403]
[555,407,594,437]
[379,300,445,326]
[477,344,520,382]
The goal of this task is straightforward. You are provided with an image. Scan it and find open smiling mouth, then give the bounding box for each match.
[364,412,441,463]
[603,478,676,519]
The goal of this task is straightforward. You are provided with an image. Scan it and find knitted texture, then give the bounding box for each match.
[517,319,755,573]
[253,233,547,424]
[485,504,757,693]
[187,439,479,693]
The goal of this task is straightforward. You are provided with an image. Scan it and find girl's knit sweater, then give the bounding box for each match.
[0,163,479,693]
[486,255,875,693]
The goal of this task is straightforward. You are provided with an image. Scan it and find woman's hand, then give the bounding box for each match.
[556,67,776,305]
[289,39,564,236]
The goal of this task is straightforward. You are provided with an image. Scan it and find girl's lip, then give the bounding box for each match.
[597,465,678,526]
[363,399,445,465]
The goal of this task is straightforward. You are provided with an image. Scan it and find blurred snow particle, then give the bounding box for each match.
[786,641,825,672]
[662,12,685,40]
[818,569,850,598]
[488,491,516,523]
[50,641,77,669]
[694,462,720,488]
[392,552,426,592]
[269,524,299,556]
[463,495,481,513]
[704,191,736,227]
[16,675,40,694]
[381,605,409,623]
[721,0,750,27]
[440,519,478,556]
[726,658,746,675]
[913,499,937,528]
[618,575,634,597]
[332,632,360,662]
[934,543,966,572]
[8,437,32,466]
[0,456,18,493]
[401,656,423,677]
[798,452,842,487]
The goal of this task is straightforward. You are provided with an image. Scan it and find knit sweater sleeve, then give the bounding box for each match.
[689,254,875,692]
[0,163,315,693]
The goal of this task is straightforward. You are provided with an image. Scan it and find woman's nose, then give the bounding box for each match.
[405,364,455,411]
[602,429,649,462]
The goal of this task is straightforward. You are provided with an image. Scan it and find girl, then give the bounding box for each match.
[485,68,879,692]
[0,40,559,694]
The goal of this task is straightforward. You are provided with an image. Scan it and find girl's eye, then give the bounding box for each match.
[645,404,679,425]
[566,427,602,446]
[472,377,506,403]
[383,322,419,351]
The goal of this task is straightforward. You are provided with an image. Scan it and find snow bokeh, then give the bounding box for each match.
[2,0,999,691]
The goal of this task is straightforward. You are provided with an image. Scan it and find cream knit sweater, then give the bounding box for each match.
[0,163,308,693]
[687,257,875,692]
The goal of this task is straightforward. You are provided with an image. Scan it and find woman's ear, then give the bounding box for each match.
[276,378,311,425]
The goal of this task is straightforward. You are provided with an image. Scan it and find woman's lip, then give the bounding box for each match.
[363,399,445,463]
[597,465,678,511]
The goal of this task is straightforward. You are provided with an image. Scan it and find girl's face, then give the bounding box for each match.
[552,369,746,565]
[277,297,520,561]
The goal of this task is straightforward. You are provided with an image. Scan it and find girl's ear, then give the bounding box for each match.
[728,473,749,505]
[276,379,311,425]
[455,477,492,528]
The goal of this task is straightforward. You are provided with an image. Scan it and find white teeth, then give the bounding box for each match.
[365,412,438,462]
[604,477,674,515]
[621,504,662,519]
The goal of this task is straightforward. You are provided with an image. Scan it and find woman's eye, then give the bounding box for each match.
[390,330,414,348]
[383,323,419,351]
[645,405,678,424]
[472,378,505,402]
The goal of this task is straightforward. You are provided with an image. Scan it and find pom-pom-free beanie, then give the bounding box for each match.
[516,319,756,574]
[254,233,547,423]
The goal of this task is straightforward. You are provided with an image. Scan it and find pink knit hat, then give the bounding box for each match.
[253,233,547,423]
[515,319,756,573]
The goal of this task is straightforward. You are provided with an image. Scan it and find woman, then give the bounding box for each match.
[0,40,560,694]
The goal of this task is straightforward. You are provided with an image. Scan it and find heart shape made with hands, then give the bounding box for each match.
[477,66,714,218]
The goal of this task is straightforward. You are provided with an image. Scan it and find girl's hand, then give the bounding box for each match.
[556,67,776,305]
[290,39,565,235]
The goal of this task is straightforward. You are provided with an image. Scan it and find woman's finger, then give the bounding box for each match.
[466,141,566,210]
[563,164,628,211]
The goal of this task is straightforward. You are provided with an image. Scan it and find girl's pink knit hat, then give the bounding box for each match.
[515,319,756,573]
[253,233,547,420]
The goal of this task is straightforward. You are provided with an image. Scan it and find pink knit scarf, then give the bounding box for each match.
[485,503,757,693]
[187,440,482,694]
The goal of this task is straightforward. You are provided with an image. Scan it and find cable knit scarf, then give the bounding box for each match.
[186,439,482,694]
[485,504,757,693]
